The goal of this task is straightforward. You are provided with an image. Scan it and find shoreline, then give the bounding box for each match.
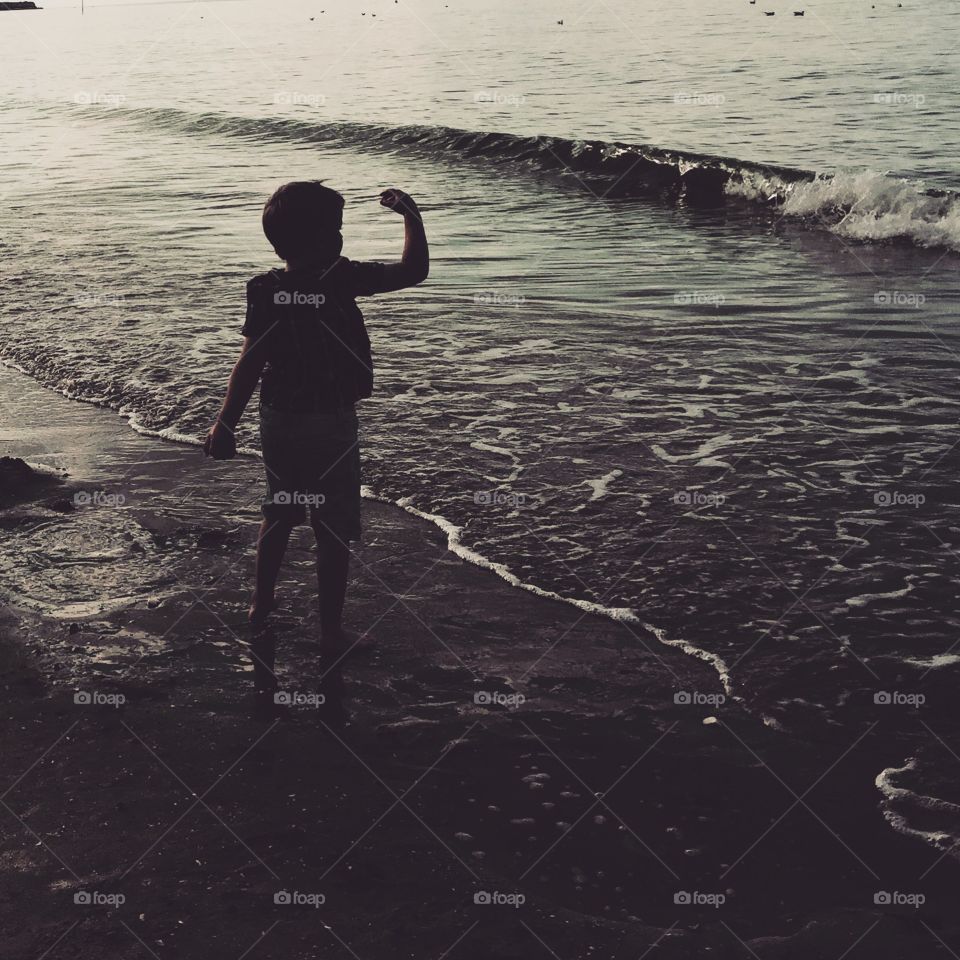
[2,356,734,693]
[3,363,960,958]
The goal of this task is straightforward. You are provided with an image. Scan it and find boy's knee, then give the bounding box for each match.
[310,518,349,549]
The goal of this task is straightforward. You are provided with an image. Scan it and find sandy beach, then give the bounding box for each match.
[2,363,958,959]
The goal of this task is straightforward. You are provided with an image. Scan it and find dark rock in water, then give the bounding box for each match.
[0,456,65,507]
[0,457,37,490]
[0,456,54,505]
[0,2,41,9]
[0,456,36,488]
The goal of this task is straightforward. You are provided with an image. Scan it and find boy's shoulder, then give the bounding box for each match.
[246,269,282,297]
[246,258,387,301]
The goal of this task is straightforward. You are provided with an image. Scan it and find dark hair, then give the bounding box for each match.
[262,181,345,261]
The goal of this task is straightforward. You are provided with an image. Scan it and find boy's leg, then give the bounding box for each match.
[250,517,296,622]
[311,522,350,647]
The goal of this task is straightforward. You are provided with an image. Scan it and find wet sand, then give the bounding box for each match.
[2,364,959,959]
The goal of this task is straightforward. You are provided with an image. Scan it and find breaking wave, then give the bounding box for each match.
[59,101,960,252]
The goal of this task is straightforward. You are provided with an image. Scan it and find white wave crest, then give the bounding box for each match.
[728,168,960,252]
[876,759,960,853]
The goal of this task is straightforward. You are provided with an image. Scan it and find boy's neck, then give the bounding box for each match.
[284,253,339,273]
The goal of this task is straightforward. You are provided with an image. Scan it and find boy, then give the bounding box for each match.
[203,181,429,665]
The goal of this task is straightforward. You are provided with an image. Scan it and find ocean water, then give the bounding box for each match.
[2,0,960,851]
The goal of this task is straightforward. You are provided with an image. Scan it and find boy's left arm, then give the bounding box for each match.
[203,337,268,459]
[372,189,430,292]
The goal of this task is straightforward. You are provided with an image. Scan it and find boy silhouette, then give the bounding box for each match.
[204,181,428,664]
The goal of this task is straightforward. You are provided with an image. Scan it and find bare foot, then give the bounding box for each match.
[249,594,279,624]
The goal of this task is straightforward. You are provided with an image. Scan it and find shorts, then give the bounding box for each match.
[259,403,362,539]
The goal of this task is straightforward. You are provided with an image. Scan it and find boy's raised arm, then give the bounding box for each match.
[375,188,430,292]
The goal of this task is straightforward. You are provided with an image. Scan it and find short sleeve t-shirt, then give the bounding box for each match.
[242,257,387,413]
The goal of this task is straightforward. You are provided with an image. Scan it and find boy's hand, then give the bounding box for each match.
[379,188,420,218]
[203,422,237,460]
[374,187,429,291]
